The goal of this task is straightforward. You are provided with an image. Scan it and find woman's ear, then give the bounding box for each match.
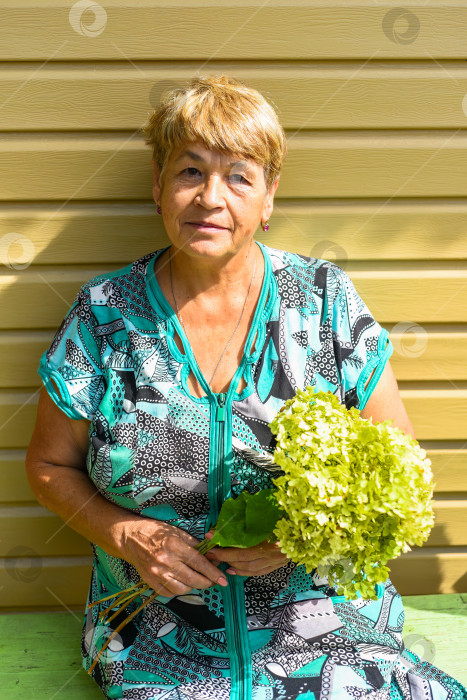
[152,158,162,204]
[263,176,280,221]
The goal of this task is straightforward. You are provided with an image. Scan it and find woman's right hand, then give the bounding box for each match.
[121,520,228,597]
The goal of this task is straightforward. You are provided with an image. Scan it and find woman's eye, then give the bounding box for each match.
[183,167,201,177]
[229,173,249,184]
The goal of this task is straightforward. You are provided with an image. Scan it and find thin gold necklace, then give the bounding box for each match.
[169,246,257,389]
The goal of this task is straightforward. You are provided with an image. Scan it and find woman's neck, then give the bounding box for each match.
[160,238,261,304]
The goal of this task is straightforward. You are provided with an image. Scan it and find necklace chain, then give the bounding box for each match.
[169,246,257,389]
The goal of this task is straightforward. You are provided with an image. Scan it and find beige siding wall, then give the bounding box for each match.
[0,1,466,609]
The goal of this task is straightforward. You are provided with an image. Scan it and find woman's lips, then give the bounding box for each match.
[186,221,227,230]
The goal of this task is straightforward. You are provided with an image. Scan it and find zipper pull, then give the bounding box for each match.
[216,393,226,422]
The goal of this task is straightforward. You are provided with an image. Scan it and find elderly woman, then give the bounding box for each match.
[26,76,466,700]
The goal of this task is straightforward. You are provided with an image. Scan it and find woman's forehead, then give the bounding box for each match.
[170,139,261,171]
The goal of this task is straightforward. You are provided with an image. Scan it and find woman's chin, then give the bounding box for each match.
[174,236,235,260]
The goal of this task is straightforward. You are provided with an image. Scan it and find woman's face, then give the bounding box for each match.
[152,139,279,262]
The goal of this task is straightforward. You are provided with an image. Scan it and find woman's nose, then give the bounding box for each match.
[196,175,224,208]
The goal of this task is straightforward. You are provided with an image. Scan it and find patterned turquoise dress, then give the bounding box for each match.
[38,243,467,700]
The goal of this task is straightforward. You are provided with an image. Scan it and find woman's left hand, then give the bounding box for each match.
[204,532,288,577]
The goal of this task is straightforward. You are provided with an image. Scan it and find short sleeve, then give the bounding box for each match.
[329,265,393,411]
[38,285,106,421]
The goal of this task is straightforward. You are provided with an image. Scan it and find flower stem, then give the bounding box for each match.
[88,580,147,609]
[100,587,148,626]
[195,538,218,555]
[99,584,149,619]
[88,590,159,675]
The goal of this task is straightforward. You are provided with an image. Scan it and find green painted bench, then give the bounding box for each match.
[1,594,466,699]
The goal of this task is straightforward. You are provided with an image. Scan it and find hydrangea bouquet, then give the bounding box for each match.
[198,386,434,600]
[268,386,434,598]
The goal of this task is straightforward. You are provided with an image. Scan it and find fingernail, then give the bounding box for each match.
[226,568,237,575]
[217,576,228,586]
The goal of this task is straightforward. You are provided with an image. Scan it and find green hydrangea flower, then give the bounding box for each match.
[270,386,434,600]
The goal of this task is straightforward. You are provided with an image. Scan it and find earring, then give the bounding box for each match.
[261,220,270,232]
[156,204,162,215]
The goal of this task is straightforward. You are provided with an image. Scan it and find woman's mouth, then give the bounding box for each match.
[186,221,227,231]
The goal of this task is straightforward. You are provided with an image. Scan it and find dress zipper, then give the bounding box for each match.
[216,392,225,424]
[213,391,251,700]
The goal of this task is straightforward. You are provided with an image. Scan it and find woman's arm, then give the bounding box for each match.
[26,387,228,596]
[360,361,415,437]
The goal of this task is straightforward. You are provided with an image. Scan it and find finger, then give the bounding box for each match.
[153,561,227,594]
[213,548,285,566]
[224,553,287,576]
[207,547,266,563]
[149,582,174,598]
[227,562,286,577]
[210,539,282,562]
[164,535,228,585]
[182,547,229,586]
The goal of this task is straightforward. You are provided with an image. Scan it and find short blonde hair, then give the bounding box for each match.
[142,75,287,191]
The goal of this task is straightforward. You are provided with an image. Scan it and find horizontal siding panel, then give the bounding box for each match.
[0,332,53,387]
[1,505,91,556]
[1,3,467,61]
[350,273,467,325]
[1,449,466,504]
[1,550,465,609]
[389,548,467,595]
[2,329,467,389]
[0,555,92,610]
[2,267,466,329]
[3,64,467,131]
[2,201,467,265]
[0,390,38,448]
[1,499,463,566]
[1,388,466,448]
[0,135,146,201]
[2,133,467,200]
[427,501,467,547]
[284,133,467,199]
[387,331,467,382]
[395,390,467,441]
[2,448,466,502]
[0,450,35,502]
[0,267,108,329]
[430,450,467,493]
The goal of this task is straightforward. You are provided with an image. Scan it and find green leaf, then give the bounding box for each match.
[209,489,283,549]
[245,488,283,542]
